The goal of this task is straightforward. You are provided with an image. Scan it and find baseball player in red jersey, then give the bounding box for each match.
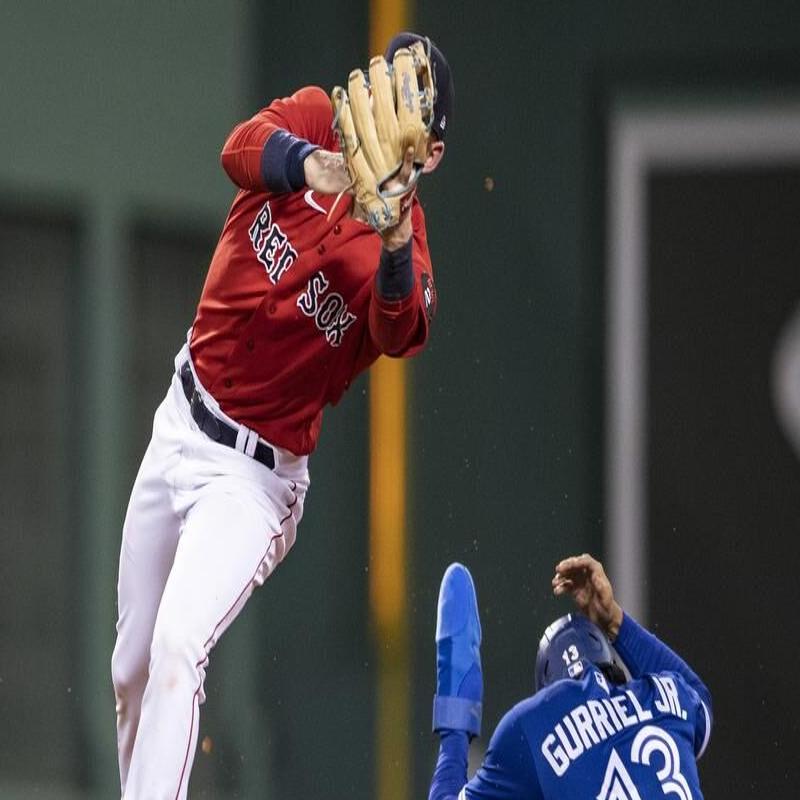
[110,32,453,799]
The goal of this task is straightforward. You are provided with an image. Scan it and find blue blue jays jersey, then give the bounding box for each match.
[463,665,711,800]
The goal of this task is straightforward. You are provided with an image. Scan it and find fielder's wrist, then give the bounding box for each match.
[376,238,413,299]
[380,212,413,251]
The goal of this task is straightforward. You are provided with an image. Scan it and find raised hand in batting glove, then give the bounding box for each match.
[330,41,435,233]
[552,554,624,641]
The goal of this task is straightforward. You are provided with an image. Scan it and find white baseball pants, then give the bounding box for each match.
[111,345,309,799]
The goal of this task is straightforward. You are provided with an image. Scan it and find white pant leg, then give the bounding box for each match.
[112,394,184,793]
[121,373,307,800]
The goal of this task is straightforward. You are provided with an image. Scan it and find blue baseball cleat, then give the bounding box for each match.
[432,563,483,737]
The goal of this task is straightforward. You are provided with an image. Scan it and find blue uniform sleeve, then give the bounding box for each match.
[429,731,470,800]
[463,709,544,800]
[615,613,713,757]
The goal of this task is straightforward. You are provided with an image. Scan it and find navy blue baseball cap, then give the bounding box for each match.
[385,32,454,141]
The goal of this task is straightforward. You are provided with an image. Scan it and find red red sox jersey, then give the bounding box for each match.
[189,86,437,455]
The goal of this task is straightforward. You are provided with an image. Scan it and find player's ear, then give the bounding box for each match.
[422,140,445,174]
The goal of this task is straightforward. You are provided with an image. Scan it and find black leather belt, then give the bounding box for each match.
[179,361,275,470]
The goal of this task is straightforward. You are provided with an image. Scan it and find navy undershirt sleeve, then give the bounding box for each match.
[376,239,414,300]
[614,613,712,714]
[261,130,319,193]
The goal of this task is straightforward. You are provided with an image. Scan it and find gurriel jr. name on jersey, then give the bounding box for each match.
[542,672,687,777]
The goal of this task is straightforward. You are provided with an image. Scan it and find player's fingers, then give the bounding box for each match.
[398,145,415,184]
[556,553,599,576]
[554,566,587,588]
[551,574,583,591]
[399,187,416,215]
[552,570,578,587]
[552,577,573,594]
[553,584,575,599]
[555,555,586,573]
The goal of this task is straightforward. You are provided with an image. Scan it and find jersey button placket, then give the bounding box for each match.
[333,224,342,235]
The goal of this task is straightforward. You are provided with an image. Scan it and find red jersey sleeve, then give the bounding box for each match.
[368,202,437,358]
[220,86,336,191]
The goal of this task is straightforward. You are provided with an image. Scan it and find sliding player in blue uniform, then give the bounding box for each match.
[429,554,712,800]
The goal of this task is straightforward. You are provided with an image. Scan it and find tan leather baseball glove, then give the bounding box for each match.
[331,40,435,231]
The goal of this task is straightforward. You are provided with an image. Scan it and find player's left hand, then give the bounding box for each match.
[552,553,624,641]
[379,145,416,251]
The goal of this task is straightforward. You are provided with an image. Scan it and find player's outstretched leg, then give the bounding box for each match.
[432,563,483,737]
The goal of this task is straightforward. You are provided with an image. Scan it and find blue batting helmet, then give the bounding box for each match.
[534,614,623,692]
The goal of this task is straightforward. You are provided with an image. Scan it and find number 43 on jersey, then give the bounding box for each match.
[597,726,693,800]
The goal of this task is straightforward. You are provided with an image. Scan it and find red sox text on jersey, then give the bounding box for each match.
[248,199,357,345]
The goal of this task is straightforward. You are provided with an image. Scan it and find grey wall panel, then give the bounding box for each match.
[0,209,81,793]
[647,167,800,797]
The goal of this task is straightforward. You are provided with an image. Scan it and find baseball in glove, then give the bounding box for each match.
[331,40,435,232]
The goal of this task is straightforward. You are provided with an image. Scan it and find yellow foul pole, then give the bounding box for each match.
[369,3,412,800]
